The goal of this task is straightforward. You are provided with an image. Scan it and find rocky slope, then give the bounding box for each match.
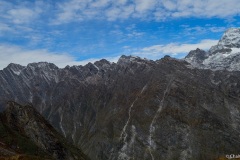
[0,29,240,160]
[0,55,240,160]
[0,101,88,160]
[185,28,240,71]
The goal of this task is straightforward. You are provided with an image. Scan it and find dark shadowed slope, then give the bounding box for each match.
[0,101,89,160]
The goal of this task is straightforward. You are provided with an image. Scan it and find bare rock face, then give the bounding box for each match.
[0,54,240,160]
[2,27,240,160]
[185,28,240,71]
[0,101,88,160]
[184,48,207,68]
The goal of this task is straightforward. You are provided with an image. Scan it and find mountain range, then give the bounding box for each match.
[0,28,240,160]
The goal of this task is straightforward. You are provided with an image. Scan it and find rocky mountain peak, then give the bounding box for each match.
[209,28,240,55]
[187,48,206,58]
[4,63,25,75]
[117,55,150,67]
[6,63,25,70]
[184,48,207,66]
[218,28,240,48]
[117,55,140,64]
[94,59,111,67]
[26,62,58,70]
[185,28,240,71]
[93,59,113,72]
[208,28,240,55]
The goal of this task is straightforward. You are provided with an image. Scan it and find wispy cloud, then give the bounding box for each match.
[131,39,218,59]
[181,25,228,36]
[0,23,13,33]
[0,44,119,70]
[7,8,40,24]
[0,1,43,25]
[52,0,240,24]
[0,0,238,44]
[0,0,45,42]
[1,0,240,26]
[209,27,227,33]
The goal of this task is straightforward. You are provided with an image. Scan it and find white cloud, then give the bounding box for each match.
[0,44,119,70]
[131,39,218,58]
[0,1,43,25]
[7,8,38,24]
[180,26,228,37]
[162,0,176,11]
[134,0,157,13]
[106,8,122,21]
[52,0,240,24]
[0,23,13,32]
[209,27,227,33]
[1,0,240,25]
[91,0,111,8]
[168,0,240,18]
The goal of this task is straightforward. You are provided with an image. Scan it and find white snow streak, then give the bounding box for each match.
[119,98,138,143]
[93,64,99,70]
[147,78,174,160]
[119,84,148,141]
[118,84,148,160]
[118,125,137,160]
[12,70,21,75]
[72,122,77,141]
[178,126,192,160]
[60,113,66,137]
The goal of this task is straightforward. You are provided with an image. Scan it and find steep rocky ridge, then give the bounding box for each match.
[0,101,88,160]
[0,54,240,159]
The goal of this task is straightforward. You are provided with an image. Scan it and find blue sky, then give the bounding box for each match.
[0,0,240,69]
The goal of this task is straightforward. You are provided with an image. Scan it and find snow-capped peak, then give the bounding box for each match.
[185,28,240,71]
[208,28,240,54]
[117,55,141,65]
[218,28,240,48]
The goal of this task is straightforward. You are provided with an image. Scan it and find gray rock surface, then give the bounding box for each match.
[0,54,240,159]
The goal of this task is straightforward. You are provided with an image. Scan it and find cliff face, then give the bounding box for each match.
[0,101,88,160]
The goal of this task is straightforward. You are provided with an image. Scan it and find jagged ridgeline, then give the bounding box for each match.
[0,28,240,160]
